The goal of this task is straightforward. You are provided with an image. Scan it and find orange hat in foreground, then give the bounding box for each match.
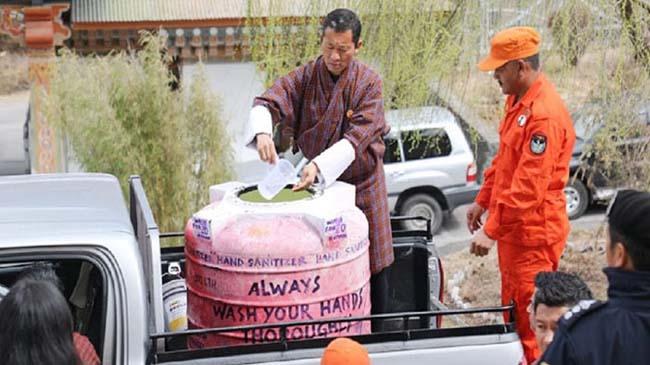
[477,26,541,71]
[321,338,370,365]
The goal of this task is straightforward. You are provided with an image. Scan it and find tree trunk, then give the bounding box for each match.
[618,0,650,72]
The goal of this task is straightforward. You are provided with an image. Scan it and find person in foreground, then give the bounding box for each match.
[321,337,370,365]
[529,271,593,364]
[246,8,394,324]
[17,263,101,365]
[467,26,576,363]
[540,189,650,364]
[0,279,80,365]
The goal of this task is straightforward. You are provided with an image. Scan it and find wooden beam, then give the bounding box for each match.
[73,18,245,31]
[71,16,315,31]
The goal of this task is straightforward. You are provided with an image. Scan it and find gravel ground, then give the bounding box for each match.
[434,228,608,327]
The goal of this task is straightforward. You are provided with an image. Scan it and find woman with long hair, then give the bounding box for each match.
[0,279,80,365]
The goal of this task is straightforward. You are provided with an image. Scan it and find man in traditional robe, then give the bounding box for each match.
[245,8,394,322]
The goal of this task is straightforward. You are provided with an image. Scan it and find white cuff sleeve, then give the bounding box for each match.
[312,139,356,188]
[245,105,273,149]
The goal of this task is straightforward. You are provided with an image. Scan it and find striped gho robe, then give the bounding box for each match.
[253,56,394,274]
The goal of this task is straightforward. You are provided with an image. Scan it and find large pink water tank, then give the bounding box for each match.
[184,181,371,348]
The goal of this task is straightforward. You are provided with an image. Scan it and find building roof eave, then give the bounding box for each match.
[72,18,246,31]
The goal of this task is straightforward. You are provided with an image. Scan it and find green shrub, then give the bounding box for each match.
[45,33,233,233]
[246,0,463,110]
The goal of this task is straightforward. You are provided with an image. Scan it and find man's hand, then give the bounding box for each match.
[469,228,495,257]
[466,202,486,234]
[293,162,319,191]
[256,133,278,164]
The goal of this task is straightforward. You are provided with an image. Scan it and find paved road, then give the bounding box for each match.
[0,92,29,176]
[435,203,606,256]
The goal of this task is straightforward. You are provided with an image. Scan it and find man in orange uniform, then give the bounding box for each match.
[466,27,576,363]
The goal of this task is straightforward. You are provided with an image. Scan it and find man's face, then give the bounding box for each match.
[605,223,628,268]
[320,28,359,76]
[531,304,569,353]
[493,60,520,95]
[606,225,615,267]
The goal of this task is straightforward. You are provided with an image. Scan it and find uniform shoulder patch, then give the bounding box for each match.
[530,134,547,155]
[559,300,605,329]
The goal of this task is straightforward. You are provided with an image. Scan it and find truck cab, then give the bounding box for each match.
[0,173,149,364]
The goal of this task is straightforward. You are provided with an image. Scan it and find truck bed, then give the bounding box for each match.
[128,176,523,365]
[151,308,521,364]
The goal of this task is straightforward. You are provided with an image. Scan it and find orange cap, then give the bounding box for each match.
[321,338,370,365]
[477,26,541,71]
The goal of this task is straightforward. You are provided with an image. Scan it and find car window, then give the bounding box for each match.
[401,128,452,160]
[384,137,401,164]
[0,258,105,359]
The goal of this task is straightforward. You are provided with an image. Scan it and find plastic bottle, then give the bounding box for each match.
[162,262,188,332]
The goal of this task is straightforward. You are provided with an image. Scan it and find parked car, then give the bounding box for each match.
[565,102,650,219]
[383,106,480,234]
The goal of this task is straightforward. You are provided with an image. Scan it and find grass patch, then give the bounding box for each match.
[441,228,608,327]
[0,51,29,95]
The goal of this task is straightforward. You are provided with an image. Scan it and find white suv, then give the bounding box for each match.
[384,106,479,234]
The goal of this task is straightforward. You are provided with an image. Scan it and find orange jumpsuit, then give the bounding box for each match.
[475,73,575,363]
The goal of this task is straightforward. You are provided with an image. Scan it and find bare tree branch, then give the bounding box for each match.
[617,0,650,72]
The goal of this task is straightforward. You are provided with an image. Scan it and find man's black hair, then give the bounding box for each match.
[606,189,650,271]
[533,271,593,311]
[609,225,650,271]
[523,54,540,70]
[321,8,362,46]
[0,280,80,365]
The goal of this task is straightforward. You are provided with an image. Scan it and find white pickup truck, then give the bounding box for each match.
[0,173,523,364]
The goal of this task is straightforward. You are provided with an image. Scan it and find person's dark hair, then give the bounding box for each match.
[533,271,593,311]
[17,262,63,292]
[0,280,80,365]
[321,8,362,47]
[609,225,650,271]
[523,54,540,70]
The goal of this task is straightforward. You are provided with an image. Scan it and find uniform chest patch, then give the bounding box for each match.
[530,134,547,155]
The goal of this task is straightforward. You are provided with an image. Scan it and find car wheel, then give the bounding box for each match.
[398,193,444,235]
[565,179,589,220]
